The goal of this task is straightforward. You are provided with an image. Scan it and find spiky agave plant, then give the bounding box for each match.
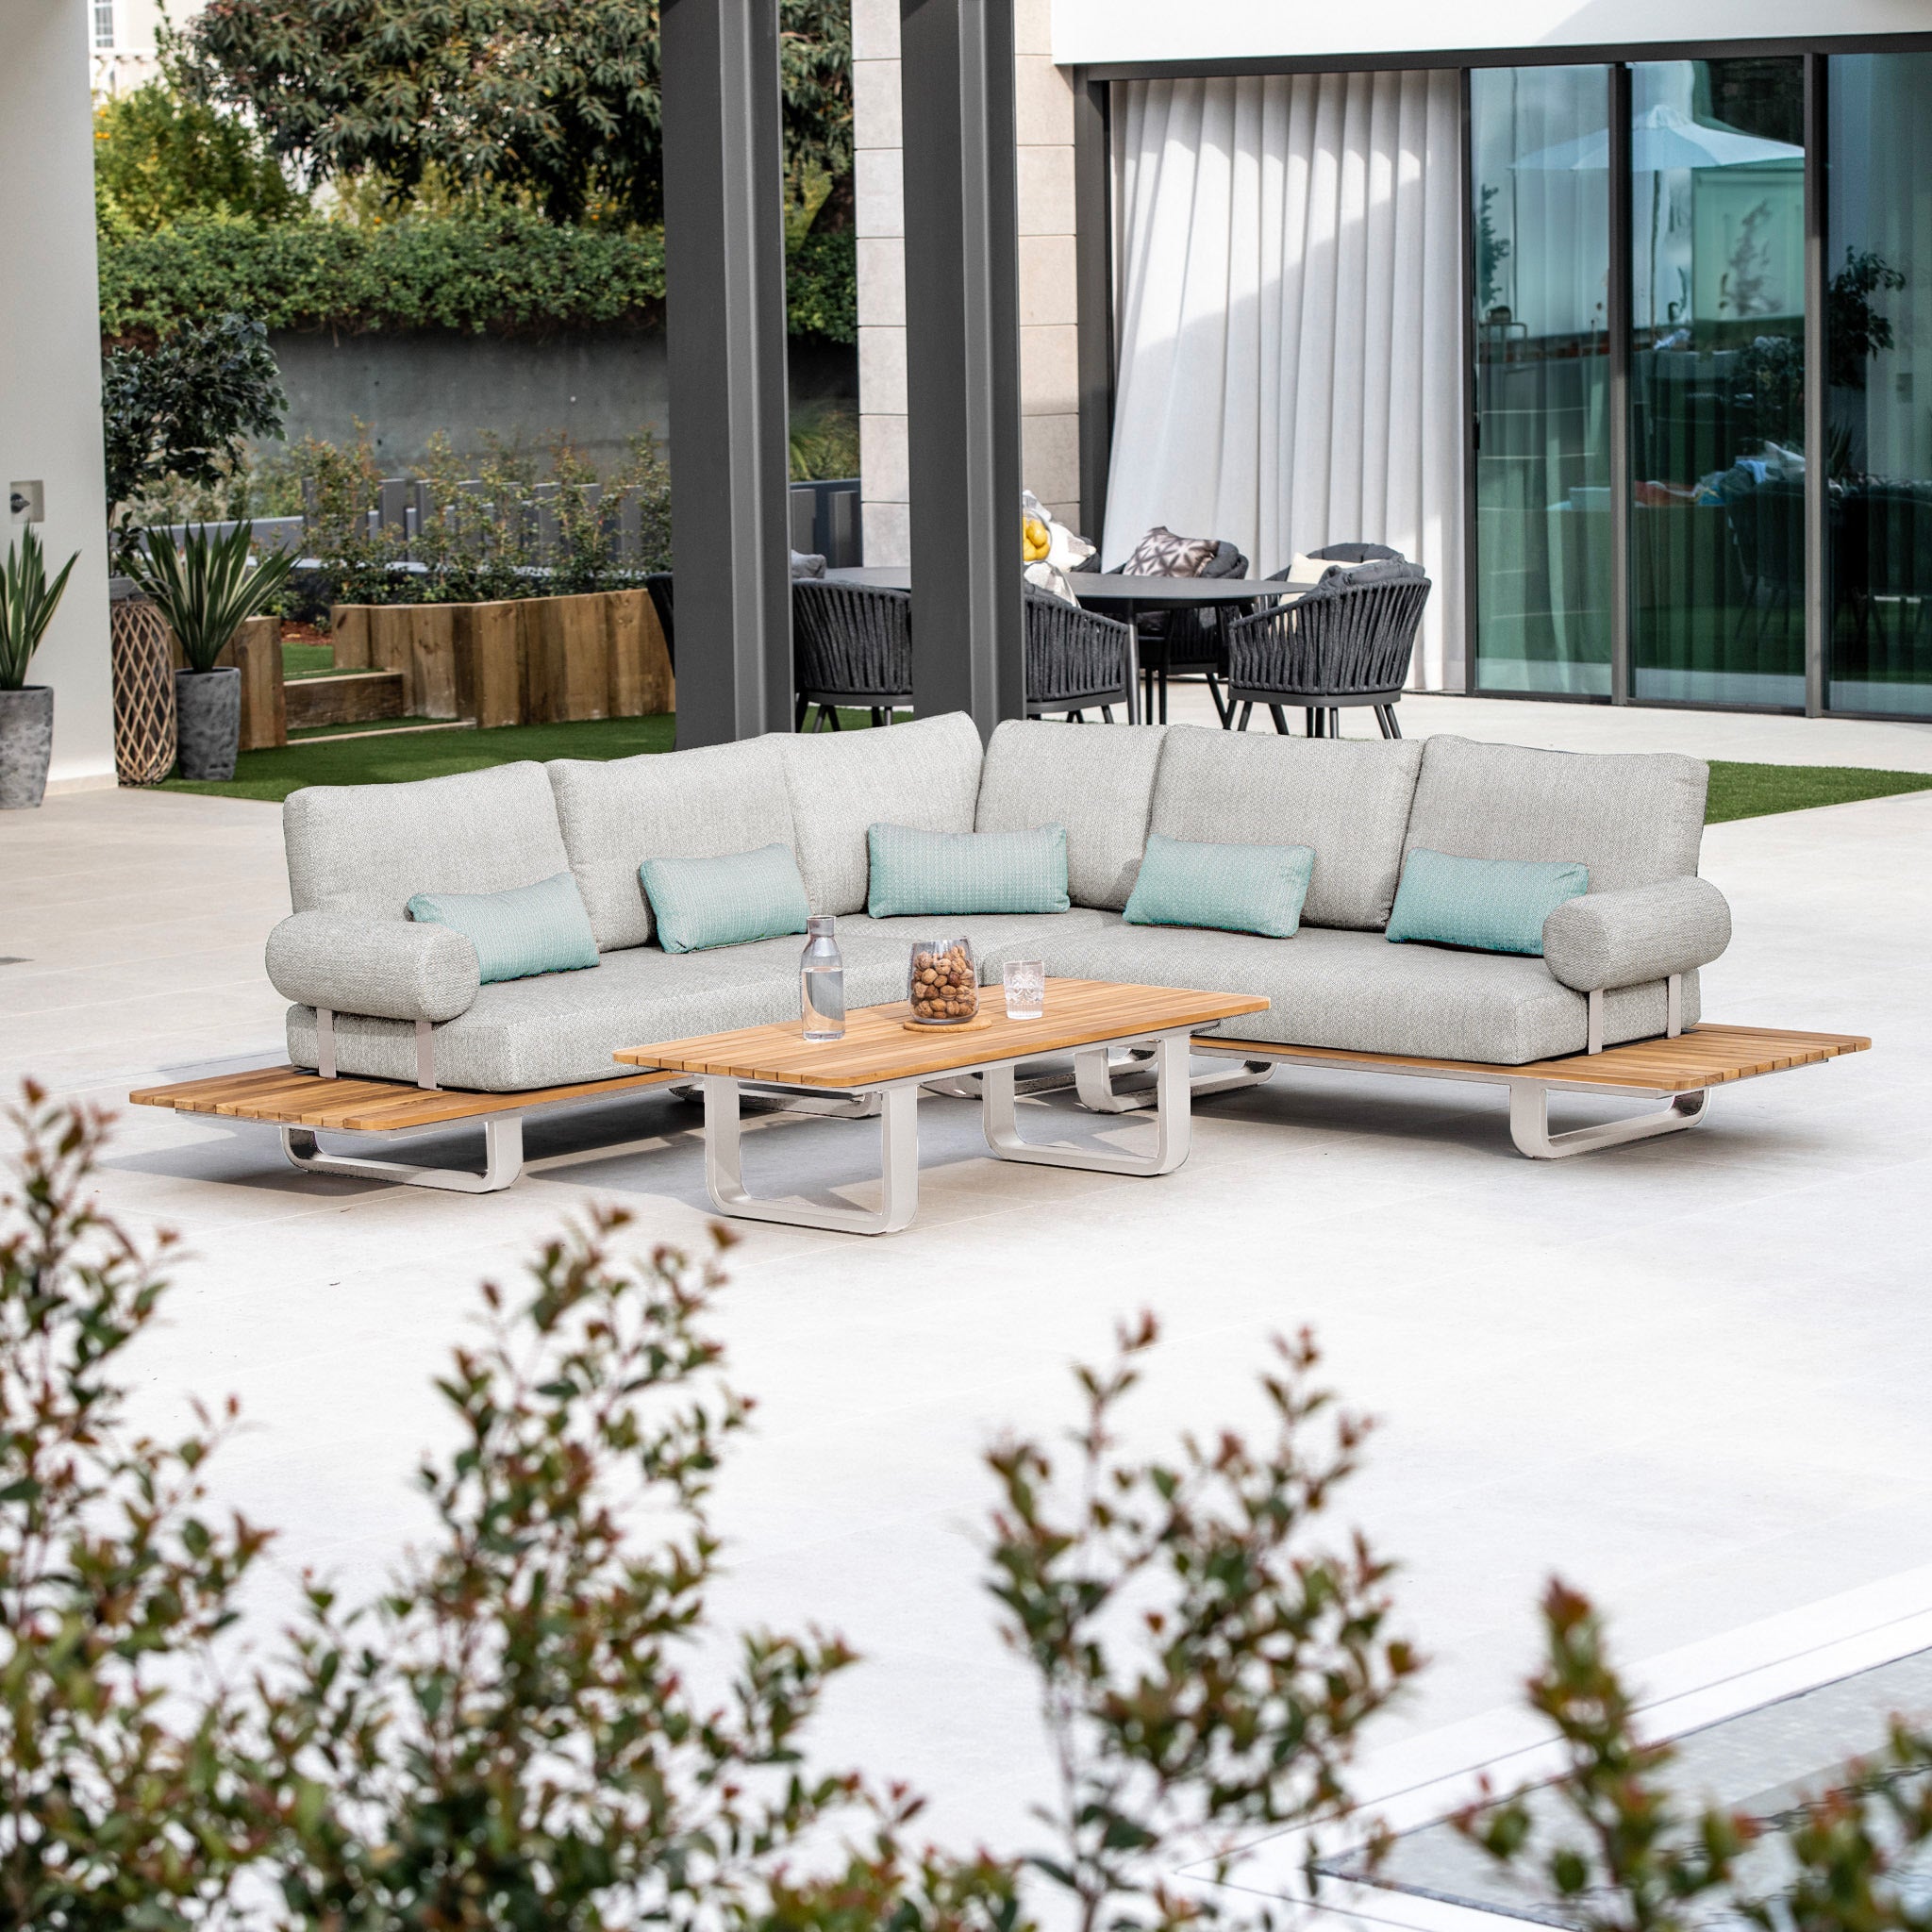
[125,519,295,672]
[0,528,78,690]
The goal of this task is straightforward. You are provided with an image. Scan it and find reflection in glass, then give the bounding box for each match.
[1826,56,1932,718]
[1470,66,1613,695]
[1629,58,1807,708]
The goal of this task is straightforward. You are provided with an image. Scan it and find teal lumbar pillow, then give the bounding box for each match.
[1124,832,1314,939]
[639,842,811,954]
[1386,849,1589,957]
[407,872,599,983]
[866,823,1071,917]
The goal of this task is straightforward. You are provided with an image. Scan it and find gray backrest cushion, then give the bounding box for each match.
[1148,725,1424,930]
[547,738,795,950]
[284,762,571,919]
[776,710,984,914]
[1404,735,1707,891]
[975,719,1167,909]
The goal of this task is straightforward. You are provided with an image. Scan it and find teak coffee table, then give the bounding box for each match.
[613,977,1271,1236]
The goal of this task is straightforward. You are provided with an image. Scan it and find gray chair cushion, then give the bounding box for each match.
[1404,736,1708,891]
[974,719,1167,909]
[1541,877,1731,992]
[283,761,571,919]
[547,738,795,951]
[266,911,480,1024]
[286,932,917,1092]
[998,922,1700,1066]
[835,908,1122,975]
[1146,725,1424,931]
[775,711,984,915]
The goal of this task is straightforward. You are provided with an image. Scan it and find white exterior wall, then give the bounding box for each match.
[1051,0,1932,64]
[853,0,1084,565]
[87,0,197,95]
[7,0,115,792]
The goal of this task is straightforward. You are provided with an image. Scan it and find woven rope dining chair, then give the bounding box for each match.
[792,580,913,729]
[1226,559,1431,739]
[1024,587,1138,722]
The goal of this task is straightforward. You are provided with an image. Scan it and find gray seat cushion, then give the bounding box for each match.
[999,922,1700,1066]
[547,738,794,952]
[1146,725,1424,931]
[1404,736,1707,891]
[835,908,1122,976]
[776,712,984,914]
[287,933,916,1092]
[283,761,572,919]
[974,720,1167,909]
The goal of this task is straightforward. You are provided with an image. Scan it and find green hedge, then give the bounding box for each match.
[99,208,857,345]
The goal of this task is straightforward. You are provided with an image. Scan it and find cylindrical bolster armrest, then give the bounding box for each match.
[265,912,481,1024]
[1541,877,1732,992]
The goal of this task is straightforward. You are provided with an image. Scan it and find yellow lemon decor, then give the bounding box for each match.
[1022,515,1051,562]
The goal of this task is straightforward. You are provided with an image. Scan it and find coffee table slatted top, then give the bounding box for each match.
[612,978,1271,1089]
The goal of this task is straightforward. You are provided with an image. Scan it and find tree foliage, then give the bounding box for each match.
[181,0,854,228]
[98,210,857,346]
[93,75,302,232]
[101,313,288,552]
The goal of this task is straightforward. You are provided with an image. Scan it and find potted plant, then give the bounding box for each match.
[0,528,79,809]
[126,521,294,781]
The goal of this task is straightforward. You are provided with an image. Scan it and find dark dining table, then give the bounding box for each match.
[824,566,1306,722]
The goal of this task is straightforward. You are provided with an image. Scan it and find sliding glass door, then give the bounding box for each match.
[1628,57,1807,708]
[1469,67,1614,695]
[1826,54,1932,716]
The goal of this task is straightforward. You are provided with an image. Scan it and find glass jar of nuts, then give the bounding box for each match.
[907,938,978,1024]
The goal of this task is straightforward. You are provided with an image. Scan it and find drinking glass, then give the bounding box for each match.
[1003,959,1045,1020]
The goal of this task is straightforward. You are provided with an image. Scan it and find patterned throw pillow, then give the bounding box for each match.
[1124,833,1314,939]
[1385,850,1590,957]
[1120,526,1220,577]
[638,843,812,954]
[407,873,600,983]
[866,823,1071,918]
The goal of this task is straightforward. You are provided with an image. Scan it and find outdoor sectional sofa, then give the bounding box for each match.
[229,710,1769,1163]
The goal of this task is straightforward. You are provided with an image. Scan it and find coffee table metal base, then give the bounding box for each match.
[698,1031,1197,1235]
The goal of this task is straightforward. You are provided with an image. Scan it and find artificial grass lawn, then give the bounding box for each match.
[1705,760,1931,823]
[161,714,1932,820]
[281,642,338,679]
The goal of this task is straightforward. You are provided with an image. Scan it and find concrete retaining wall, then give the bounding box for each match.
[264,329,858,472]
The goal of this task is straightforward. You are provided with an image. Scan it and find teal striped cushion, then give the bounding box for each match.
[1124,832,1313,938]
[866,823,1070,917]
[639,842,811,954]
[407,872,599,983]
[1386,849,1589,956]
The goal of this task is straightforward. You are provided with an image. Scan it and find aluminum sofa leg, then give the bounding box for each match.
[280,1116,525,1192]
[1507,1082,1709,1160]
[1072,1044,1274,1114]
[1668,973,1683,1037]
[984,1035,1192,1175]
[701,1075,918,1235]
[316,1007,337,1079]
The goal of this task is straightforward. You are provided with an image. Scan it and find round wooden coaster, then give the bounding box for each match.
[902,1013,994,1033]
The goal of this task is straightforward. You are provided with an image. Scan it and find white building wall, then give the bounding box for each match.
[853,0,1084,566]
[7,0,115,792]
[1051,0,1932,64]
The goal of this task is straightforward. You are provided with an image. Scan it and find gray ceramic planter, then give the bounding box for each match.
[175,667,242,781]
[0,685,54,809]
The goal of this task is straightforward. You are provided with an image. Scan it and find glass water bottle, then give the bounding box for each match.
[800,914,845,1041]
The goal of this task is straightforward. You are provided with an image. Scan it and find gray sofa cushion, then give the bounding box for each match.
[1404,736,1707,891]
[284,762,571,919]
[1541,877,1732,991]
[266,911,480,1024]
[1147,726,1424,931]
[974,720,1167,909]
[286,932,916,1092]
[999,923,1700,1065]
[835,908,1122,978]
[776,712,984,915]
[547,739,794,951]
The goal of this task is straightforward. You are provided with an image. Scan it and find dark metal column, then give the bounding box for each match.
[900,0,1025,735]
[1803,51,1829,718]
[660,0,793,746]
[1607,61,1634,707]
[1074,71,1115,545]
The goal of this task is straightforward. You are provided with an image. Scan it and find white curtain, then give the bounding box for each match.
[1105,72,1467,689]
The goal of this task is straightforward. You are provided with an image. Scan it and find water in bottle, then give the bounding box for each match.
[800,914,845,1041]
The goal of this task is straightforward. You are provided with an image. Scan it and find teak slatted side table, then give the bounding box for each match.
[613,978,1271,1235]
